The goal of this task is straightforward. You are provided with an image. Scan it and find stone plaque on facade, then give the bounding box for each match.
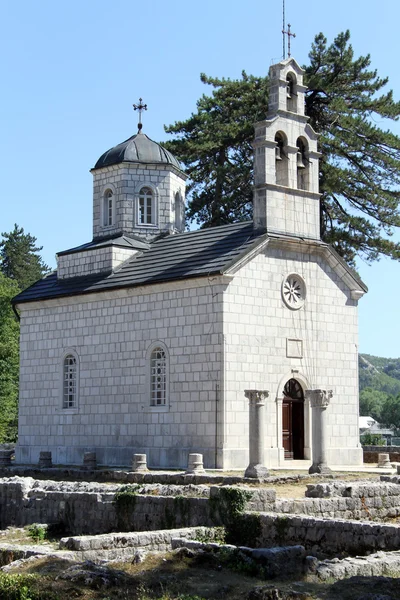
[286,338,303,358]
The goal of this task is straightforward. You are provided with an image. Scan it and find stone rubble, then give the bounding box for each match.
[171,537,306,578]
[312,549,400,581]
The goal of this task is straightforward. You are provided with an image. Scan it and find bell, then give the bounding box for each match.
[297,151,306,168]
[286,84,292,99]
[275,145,282,161]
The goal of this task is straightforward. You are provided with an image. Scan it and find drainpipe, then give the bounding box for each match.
[12,304,20,322]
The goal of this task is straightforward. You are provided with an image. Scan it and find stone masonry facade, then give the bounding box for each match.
[92,163,186,241]
[58,246,138,279]
[17,278,225,467]
[17,236,362,468]
[222,242,362,468]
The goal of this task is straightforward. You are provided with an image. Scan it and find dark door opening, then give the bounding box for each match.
[282,378,304,460]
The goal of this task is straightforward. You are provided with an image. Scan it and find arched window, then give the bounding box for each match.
[296,138,309,191]
[103,189,114,227]
[150,346,167,406]
[286,73,297,113]
[275,132,288,186]
[138,187,154,225]
[175,191,182,230]
[63,354,77,408]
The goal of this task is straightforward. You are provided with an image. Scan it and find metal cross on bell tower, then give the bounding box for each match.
[133,98,148,133]
[282,23,296,58]
[282,0,296,59]
[282,23,296,59]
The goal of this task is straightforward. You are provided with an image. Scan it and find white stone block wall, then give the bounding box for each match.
[253,187,320,240]
[268,60,306,117]
[92,164,186,241]
[16,246,362,470]
[221,244,362,468]
[253,112,321,240]
[57,246,138,279]
[16,279,225,468]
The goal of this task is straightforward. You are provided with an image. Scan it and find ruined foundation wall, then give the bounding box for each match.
[258,513,400,556]
[1,478,400,545]
[363,445,400,463]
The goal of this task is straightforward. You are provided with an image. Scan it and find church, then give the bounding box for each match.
[13,58,367,469]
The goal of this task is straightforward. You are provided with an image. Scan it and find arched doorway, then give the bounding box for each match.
[282,378,304,460]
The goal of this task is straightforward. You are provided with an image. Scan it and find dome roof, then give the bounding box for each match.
[94,131,181,170]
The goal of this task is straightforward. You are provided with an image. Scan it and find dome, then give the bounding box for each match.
[94,131,181,170]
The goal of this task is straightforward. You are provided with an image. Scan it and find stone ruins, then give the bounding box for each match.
[0,457,400,592]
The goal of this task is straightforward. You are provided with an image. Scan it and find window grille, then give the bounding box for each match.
[150,347,166,406]
[63,354,77,408]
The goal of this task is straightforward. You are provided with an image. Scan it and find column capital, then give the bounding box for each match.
[244,389,270,405]
[305,389,333,408]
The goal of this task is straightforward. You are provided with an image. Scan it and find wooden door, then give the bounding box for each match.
[282,379,305,460]
[282,399,293,459]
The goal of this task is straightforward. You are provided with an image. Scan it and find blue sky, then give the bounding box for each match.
[1,0,399,358]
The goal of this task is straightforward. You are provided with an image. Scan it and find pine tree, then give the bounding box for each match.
[164,31,400,266]
[0,224,49,291]
[0,273,20,443]
[164,72,269,228]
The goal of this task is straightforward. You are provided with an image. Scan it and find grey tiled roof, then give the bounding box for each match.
[13,222,261,304]
[57,235,150,256]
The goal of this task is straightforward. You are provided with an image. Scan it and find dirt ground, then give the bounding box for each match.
[2,546,400,600]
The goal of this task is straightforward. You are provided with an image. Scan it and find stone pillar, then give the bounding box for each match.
[82,451,97,470]
[38,451,52,469]
[306,389,333,474]
[185,453,205,474]
[0,450,13,467]
[378,453,391,468]
[244,389,270,479]
[132,453,148,472]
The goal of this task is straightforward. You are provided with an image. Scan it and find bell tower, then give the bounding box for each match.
[253,58,321,239]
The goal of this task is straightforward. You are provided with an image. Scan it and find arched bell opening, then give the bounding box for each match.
[282,378,305,460]
[275,131,289,187]
[286,72,297,113]
[296,137,310,191]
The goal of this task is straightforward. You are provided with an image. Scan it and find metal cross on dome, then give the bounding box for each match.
[133,98,148,132]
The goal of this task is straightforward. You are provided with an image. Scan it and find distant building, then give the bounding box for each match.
[359,416,378,432]
[360,416,395,444]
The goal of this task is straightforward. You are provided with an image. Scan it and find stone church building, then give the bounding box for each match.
[13,58,367,469]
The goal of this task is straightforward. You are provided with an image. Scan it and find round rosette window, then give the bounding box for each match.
[282,273,306,310]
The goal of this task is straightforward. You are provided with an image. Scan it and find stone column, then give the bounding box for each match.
[38,451,52,469]
[306,389,333,475]
[132,454,148,473]
[186,453,205,474]
[82,451,97,470]
[244,389,270,479]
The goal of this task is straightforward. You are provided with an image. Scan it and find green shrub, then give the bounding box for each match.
[361,432,385,446]
[0,573,39,600]
[113,484,140,530]
[26,524,47,543]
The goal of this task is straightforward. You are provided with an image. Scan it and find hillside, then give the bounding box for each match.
[359,354,400,395]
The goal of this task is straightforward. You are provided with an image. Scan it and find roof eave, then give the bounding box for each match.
[12,272,233,308]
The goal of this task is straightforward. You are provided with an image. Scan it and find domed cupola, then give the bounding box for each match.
[91,99,186,242]
[94,131,182,171]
